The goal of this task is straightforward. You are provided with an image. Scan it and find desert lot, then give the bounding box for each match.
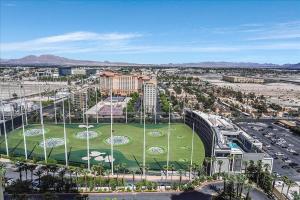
[205,79,300,107]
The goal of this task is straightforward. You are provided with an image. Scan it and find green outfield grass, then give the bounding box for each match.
[0,123,205,171]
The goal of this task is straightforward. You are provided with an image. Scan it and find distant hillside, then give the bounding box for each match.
[0,55,141,66]
[161,61,280,68]
[0,54,299,69]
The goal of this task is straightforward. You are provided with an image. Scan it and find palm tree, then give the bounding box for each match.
[58,168,66,191]
[263,163,270,172]
[91,165,98,189]
[68,166,75,185]
[169,164,175,182]
[223,173,229,196]
[41,165,49,176]
[121,163,127,185]
[204,157,211,175]
[82,169,88,192]
[74,167,81,190]
[187,164,192,180]
[256,160,263,184]
[236,174,246,198]
[0,164,6,196]
[281,176,288,195]
[28,164,37,181]
[271,172,278,190]
[197,165,205,177]
[211,156,216,175]
[191,163,198,179]
[145,165,149,181]
[131,170,135,184]
[245,183,253,200]
[178,169,183,185]
[286,178,294,196]
[115,164,120,184]
[23,163,29,180]
[97,163,104,187]
[243,160,248,175]
[34,169,43,187]
[163,165,169,180]
[227,155,233,173]
[217,160,223,178]
[15,162,24,181]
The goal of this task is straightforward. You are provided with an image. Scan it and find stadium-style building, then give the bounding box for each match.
[184,109,273,175]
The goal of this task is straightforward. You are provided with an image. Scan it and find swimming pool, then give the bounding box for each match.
[228,142,239,149]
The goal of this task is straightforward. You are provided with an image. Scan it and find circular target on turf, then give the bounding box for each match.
[147,146,165,155]
[75,131,99,139]
[105,136,130,145]
[25,128,47,137]
[39,138,64,148]
[148,130,164,137]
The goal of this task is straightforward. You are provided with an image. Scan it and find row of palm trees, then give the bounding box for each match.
[3,155,297,199]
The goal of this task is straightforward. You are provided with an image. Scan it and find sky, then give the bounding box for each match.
[0,0,300,64]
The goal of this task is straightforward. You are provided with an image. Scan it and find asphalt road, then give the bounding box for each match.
[238,121,300,181]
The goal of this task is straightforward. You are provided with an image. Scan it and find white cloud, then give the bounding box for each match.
[35,32,142,43]
[1,31,143,51]
[1,31,300,56]
[247,21,300,40]
[2,2,16,7]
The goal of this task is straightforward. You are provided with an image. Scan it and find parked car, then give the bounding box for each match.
[282,165,291,169]
[275,152,284,156]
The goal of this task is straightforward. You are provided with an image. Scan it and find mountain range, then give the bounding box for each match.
[0,54,299,69]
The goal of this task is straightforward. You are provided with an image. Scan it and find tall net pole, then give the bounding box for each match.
[85,91,90,171]
[39,84,47,163]
[0,99,9,156]
[54,89,57,124]
[8,85,14,131]
[19,84,27,160]
[95,86,99,123]
[22,84,28,125]
[68,94,71,124]
[190,123,195,179]
[63,96,68,167]
[143,84,146,179]
[166,103,171,180]
[125,94,128,124]
[110,88,114,176]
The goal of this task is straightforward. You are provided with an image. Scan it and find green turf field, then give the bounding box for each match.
[0,123,205,171]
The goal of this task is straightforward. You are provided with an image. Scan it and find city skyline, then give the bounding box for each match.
[1,0,300,64]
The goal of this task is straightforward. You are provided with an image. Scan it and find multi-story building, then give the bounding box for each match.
[100,71,155,95]
[72,87,88,111]
[58,67,72,76]
[100,71,139,95]
[184,109,273,175]
[143,80,157,114]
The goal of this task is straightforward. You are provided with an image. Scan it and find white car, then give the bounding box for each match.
[275,181,284,187]
[276,152,284,156]
[288,144,294,147]
[284,160,292,163]
[288,149,296,153]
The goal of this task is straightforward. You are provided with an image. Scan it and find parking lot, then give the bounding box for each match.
[237,120,300,181]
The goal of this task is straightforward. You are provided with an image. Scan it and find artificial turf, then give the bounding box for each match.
[0,123,205,171]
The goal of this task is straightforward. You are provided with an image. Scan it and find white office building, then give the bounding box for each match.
[143,81,157,114]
